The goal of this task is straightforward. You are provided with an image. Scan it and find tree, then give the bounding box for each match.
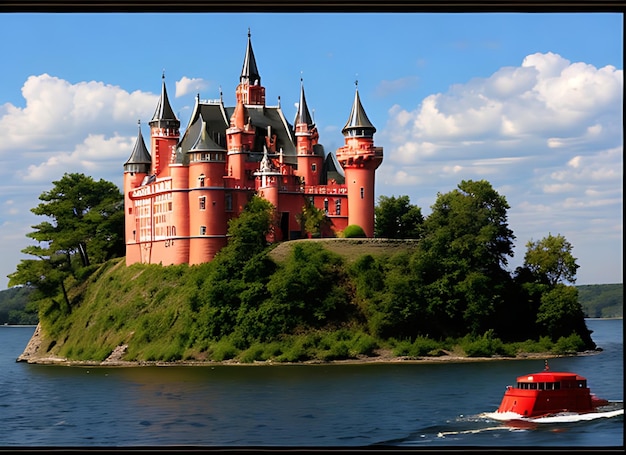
[296,199,332,238]
[523,233,579,285]
[414,180,516,337]
[8,173,124,308]
[374,195,423,239]
[536,284,594,347]
[25,173,124,269]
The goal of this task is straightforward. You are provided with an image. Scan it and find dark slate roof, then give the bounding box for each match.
[189,116,227,153]
[150,74,180,127]
[294,79,313,127]
[342,88,376,137]
[320,151,345,185]
[124,122,152,170]
[240,29,261,85]
[178,99,298,164]
[177,101,230,161]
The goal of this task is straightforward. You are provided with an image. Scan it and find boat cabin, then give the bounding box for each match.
[514,372,588,391]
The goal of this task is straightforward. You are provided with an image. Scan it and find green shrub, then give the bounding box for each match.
[239,344,266,363]
[210,339,239,361]
[348,331,379,356]
[552,333,586,355]
[342,225,366,238]
[318,342,349,361]
[461,330,514,357]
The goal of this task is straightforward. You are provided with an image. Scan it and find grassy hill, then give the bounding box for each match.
[577,283,623,318]
[268,238,420,263]
[11,239,615,365]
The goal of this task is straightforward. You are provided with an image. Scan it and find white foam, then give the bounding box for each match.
[482,408,623,424]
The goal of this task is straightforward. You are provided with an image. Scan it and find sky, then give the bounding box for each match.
[0,12,622,289]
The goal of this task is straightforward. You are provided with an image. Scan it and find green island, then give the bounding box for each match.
[7,174,620,366]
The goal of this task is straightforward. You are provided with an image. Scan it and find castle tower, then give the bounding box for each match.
[123,121,152,265]
[237,29,265,106]
[336,83,383,238]
[254,147,282,242]
[149,73,180,177]
[295,79,323,186]
[226,96,256,184]
[187,117,228,263]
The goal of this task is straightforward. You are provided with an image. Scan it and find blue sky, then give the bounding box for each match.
[0,12,622,288]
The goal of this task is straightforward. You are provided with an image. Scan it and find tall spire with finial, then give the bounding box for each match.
[295,77,314,127]
[236,29,265,106]
[240,28,260,86]
[150,71,179,127]
[149,71,180,176]
[342,79,376,137]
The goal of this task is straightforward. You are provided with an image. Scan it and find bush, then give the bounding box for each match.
[342,225,366,238]
[240,344,266,363]
[391,336,442,357]
[210,339,239,361]
[348,331,379,356]
[318,342,350,361]
[552,333,586,355]
[461,330,514,357]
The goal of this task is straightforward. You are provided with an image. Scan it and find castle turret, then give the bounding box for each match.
[149,73,180,177]
[226,96,255,183]
[295,79,323,187]
[237,29,265,106]
[187,116,228,263]
[336,83,383,237]
[123,121,152,265]
[254,146,282,242]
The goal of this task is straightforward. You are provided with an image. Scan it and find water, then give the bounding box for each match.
[0,319,622,447]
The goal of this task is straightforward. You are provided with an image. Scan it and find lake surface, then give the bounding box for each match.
[0,319,622,448]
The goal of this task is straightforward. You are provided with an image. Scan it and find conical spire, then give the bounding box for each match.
[342,82,376,137]
[124,120,152,172]
[150,72,180,127]
[231,95,248,129]
[190,116,225,152]
[295,78,314,126]
[240,28,261,85]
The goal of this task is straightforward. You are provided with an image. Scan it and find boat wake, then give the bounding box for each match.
[482,401,624,424]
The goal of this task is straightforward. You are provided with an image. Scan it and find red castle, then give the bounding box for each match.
[123,31,383,266]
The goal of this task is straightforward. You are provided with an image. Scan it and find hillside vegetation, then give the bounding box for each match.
[578,283,623,318]
[11,181,606,363]
[23,238,593,364]
[3,276,619,326]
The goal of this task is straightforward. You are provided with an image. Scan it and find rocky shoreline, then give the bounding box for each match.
[18,323,597,367]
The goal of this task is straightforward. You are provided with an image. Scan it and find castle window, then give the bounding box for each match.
[312,163,317,172]
[225,192,233,212]
[335,199,341,215]
[360,187,364,199]
[198,175,205,187]
[324,198,329,214]
[200,225,206,235]
[199,196,206,210]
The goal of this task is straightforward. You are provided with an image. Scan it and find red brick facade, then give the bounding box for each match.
[123,32,383,266]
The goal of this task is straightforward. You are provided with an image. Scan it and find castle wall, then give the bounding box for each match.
[344,166,377,238]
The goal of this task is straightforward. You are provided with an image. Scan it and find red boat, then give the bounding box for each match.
[496,361,610,418]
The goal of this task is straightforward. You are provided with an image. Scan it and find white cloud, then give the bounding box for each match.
[175,77,210,98]
[0,74,158,188]
[377,52,622,284]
